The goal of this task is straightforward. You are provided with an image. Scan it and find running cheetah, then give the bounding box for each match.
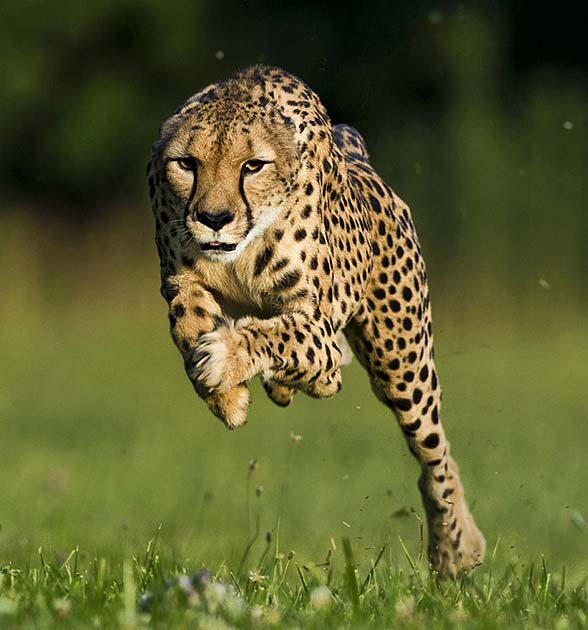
[147,65,485,577]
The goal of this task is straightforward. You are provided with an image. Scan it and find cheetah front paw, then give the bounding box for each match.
[205,386,251,430]
[190,325,256,394]
[303,367,343,399]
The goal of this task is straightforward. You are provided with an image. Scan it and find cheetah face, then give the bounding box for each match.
[158,111,299,262]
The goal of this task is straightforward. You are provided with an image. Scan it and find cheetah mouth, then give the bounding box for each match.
[201,241,237,252]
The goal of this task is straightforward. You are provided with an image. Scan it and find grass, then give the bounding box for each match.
[1,214,587,627]
[2,533,588,628]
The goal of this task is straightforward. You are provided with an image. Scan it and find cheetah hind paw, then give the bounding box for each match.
[205,384,250,429]
[262,378,296,407]
[428,498,486,578]
[430,518,486,578]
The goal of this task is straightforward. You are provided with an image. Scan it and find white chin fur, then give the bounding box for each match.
[200,248,240,263]
[198,203,284,263]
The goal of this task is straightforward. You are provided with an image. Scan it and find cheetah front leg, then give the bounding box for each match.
[191,311,345,401]
[162,273,250,429]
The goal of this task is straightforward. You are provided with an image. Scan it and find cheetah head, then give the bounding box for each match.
[151,66,332,263]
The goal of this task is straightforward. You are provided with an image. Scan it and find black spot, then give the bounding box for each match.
[412,388,423,404]
[254,246,274,275]
[275,270,301,291]
[369,194,382,214]
[294,228,307,241]
[402,286,413,301]
[325,345,333,370]
[402,418,421,433]
[306,347,315,362]
[419,365,429,382]
[402,318,412,331]
[173,303,185,318]
[431,406,439,424]
[272,258,289,272]
[403,371,414,383]
[423,433,440,449]
[305,182,314,195]
[374,288,386,300]
[394,398,412,411]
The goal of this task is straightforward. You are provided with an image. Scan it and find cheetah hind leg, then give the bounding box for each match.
[262,331,353,407]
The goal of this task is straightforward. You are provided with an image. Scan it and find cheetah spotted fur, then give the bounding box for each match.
[147,65,486,577]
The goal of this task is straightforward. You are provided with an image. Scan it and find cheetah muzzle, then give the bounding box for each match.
[147,65,486,578]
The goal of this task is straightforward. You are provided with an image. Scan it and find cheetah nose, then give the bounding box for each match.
[197,210,234,231]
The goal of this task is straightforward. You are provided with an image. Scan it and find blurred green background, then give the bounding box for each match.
[1,1,587,578]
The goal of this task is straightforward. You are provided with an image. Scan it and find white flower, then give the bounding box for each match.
[53,597,71,616]
[310,586,332,610]
[395,595,415,619]
[250,605,263,623]
[248,569,267,585]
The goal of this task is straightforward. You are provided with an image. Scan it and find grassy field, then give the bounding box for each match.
[1,214,587,627]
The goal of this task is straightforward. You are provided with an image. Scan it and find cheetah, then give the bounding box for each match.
[147,65,486,577]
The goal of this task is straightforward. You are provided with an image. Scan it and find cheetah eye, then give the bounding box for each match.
[242,160,268,174]
[176,156,197,171]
